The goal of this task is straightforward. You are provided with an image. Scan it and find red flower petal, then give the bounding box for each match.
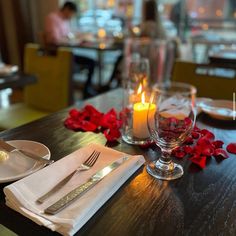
[201,145,214,156]
[200,129,215,140]
[191,131,200,139]
[183,145,193,154]
[172,147,186,159]
[193,126,201,132]
[212,140,224,149]
[197,137,212,146]
[226,143,236,154]
[80,120,97,132]
[213,148,229,159]
[103,128,121,142]
[69,109,80,118]
[184,137,194,145]
[139,140,155,149]
[190,155,207,169]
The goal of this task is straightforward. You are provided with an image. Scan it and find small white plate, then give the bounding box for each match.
[0,140,50,183]
[200,99,236,120]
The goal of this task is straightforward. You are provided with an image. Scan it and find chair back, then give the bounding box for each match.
[172,60,236,100]
[24,43,73,112]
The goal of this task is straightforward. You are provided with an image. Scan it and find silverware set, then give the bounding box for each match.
[37,150,100,204]
[0,139,130,215]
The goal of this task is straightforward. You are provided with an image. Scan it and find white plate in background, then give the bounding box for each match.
[199,99,236,120]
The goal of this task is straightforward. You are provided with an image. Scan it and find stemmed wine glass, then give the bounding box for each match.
[147,82,197,180]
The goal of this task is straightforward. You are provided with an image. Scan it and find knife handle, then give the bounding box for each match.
[44,179,97,215]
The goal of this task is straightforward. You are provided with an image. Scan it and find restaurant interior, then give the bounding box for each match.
[0,0,236,236]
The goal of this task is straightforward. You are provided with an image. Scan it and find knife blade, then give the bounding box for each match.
[0,139,53,165]
[44,156,130,215]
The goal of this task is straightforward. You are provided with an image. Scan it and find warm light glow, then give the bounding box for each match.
[98,28,106,39]
[99,43,106,49]
[137,83,142,94]
[234,11,236,18]
[216,9,223,17]
[198,7,205,14]
[132,26,140,35]
[202,23,209,30]
[141,92,145,104]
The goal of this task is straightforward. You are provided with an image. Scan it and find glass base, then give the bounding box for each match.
[122,134,149,145]
[146,159,183,180]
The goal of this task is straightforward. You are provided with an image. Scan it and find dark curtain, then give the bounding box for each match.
[0,0,34,68]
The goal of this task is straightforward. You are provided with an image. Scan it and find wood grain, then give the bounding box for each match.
[0,88,236,236]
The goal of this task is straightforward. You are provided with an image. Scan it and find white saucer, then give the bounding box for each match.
[200,99,236,120]
[0,140,50,183]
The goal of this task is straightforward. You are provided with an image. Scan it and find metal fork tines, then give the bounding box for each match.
[36,150,100,204]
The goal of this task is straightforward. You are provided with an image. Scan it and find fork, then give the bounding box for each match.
[36,150,100,204]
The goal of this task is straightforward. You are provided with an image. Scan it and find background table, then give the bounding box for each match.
[63,41,123,87]
[0,88,236,236]
[0,73,36,90]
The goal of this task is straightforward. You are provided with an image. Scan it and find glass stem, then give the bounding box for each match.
[160,149,172,164]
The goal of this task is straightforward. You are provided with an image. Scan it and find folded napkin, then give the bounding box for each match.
[4,144,145,236]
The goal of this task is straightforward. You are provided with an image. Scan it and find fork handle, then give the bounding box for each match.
[36,169,78,204]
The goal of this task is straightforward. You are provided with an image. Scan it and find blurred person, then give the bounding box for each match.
[140,0,167,39]
[44,1,96,98]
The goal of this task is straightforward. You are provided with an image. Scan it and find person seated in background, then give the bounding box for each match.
[44,1,96,98]
[140,0,166,39]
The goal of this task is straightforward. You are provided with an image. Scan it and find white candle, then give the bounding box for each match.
[133,92,156,139]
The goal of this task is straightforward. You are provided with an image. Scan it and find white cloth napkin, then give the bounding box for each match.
[4,143,145,236]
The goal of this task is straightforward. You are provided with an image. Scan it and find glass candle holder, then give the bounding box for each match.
[121,57,152,145]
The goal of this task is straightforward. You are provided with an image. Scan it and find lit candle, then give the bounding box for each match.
[133,92,156,139]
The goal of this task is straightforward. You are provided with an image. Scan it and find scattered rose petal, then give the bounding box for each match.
[226,143,236,154]
[139,140,155,149]
[183,145,193,154]
[191,132,200,139]
[190,155,207,169]
[184,137,194,145]
[64,105,122,142]
[214,148,229,159]
[212,140,224,149]
[172,147,186,159]
[201,146,214,157]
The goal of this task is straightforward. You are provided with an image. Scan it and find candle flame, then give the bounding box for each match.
[137,83,142,94]
[141,92,145,104]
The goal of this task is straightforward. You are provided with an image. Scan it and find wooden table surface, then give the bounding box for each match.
[0,88,236,236]
[0,73,36,90]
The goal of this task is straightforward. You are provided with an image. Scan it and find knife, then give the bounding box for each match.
[0,139,53,165]
[44,156,130,215]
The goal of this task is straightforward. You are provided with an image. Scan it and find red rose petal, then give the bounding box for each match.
[183,145,193,154]
[190,155,207,169]
[184,137,194,145]
[226,143,236,154]
[212,140,224,149]
[213,148,229,159]
[201,145,214,156]
[172,147,186,159]
[200,129,215,140]
[191,131,200,139]
[197,137,211,146]
[193,126,201,132]
[139,140,155,149]
[104,128,121,142]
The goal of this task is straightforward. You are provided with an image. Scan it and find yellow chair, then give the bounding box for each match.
[0,44,73,130]
[171,60,236,100]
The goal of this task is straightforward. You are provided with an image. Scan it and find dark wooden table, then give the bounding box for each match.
[0,73,36,90]
[0,88,236,236]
